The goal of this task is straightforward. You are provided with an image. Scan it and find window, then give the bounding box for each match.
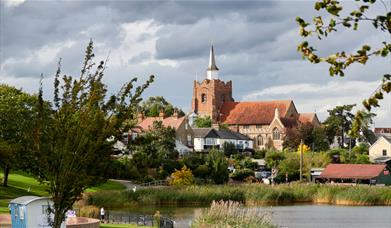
[257,135,263,146]
[273,128,280,140]
[383,149,387,156]
[221,94,225,102]
[201,93,207,103]
[205,138,215,145]
[243,125,250,129]
[256,125,262,129]
[187,135,192,146]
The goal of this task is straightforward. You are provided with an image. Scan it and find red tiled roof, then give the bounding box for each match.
[320,164,387,179]
[137,116,185,131]
[220,100,292,125]
[280,117,298,128]
[298,113,316,124]
[374,128,391,134]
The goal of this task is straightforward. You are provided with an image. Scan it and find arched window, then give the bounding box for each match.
[273,128,280,140]
[201,93,207,103]
[257,135,263,146]
[221,94,225,102]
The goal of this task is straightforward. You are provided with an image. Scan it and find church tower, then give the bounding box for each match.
[191,45,234,122]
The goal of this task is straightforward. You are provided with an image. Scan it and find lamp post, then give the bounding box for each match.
[300,139,303,182]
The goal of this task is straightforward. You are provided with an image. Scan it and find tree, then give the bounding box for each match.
[222,142,237,157]
[0,85,40,186]
[323,104,356,147]
[140,96,184,117]
[296,0,391,137]
[194,116,212,128]
[169,165,195,186]
[206,149,229,184]
[33,41,154,228]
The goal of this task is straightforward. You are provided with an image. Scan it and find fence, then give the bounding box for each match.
[107,211,174,228]
[139,179,169,187]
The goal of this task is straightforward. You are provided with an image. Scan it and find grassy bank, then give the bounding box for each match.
[88,183,391,208]
[0,171,125,214]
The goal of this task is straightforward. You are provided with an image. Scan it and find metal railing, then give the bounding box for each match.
[106,211,174,228]
[139,179,169,187]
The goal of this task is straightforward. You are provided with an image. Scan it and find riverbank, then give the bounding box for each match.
[87,183,391,208]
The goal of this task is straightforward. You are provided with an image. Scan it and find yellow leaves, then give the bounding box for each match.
[169,165,195,186]
[297,144,311,153]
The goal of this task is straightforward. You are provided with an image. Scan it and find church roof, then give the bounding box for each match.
[193,128,251,140]
[207,45,219,71]
[220,100,293,125]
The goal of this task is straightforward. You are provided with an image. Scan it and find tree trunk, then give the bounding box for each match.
[2,166,10,187]
[53,208,65,228]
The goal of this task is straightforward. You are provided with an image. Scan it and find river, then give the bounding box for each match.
[112,204,391,228]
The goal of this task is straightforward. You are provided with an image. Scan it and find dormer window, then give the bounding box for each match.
[273,128,280,140]
[201,93,207,103]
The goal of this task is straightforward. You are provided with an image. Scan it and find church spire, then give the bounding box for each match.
[206,45,219,80]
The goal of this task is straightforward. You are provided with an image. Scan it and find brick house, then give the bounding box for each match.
[190,46,320,150]
[133,110,194,154]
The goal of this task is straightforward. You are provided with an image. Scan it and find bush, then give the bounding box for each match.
[253,150,267,159]
[207,149,229,184]
[193,165,209,179]
[231,169,255,181]
[223,142,237,157]
[169,166,195,186]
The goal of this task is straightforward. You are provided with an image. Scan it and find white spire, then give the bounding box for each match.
[206,45,219,80]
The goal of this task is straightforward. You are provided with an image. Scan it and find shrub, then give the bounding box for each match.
[193,165,209,179]
[231,169,254,181]
[169,166,195,186]
[207,149,229,184]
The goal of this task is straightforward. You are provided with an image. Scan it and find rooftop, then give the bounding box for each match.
[320,164,387,180]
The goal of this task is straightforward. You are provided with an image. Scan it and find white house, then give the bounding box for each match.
[9,196,65,228]
[369,135,391,163]
[193,128,253,152]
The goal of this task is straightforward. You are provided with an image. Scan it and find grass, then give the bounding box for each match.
[88,183,391,208]
[0,171,126,214]
[192,200,276,228]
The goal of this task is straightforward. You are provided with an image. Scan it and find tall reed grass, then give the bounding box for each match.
[191,200,276,228]
[87,184,391,208]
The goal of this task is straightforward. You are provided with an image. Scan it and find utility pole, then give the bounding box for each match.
[300,139,303,182]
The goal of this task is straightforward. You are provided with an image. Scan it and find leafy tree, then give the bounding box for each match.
[283,123,315,150]
[132,121,177,171]
[169,165,195,186]
[33,41,154,228]
[323,104,356,147]
[297,143,311,153]
[0,85,41,186]
[140,96,184,117]
[206,149,229,184]
[194,116,212,128]
[222,142,237,157]
[312,126,330,151]
[265,150,285,169]
[296,0,391,137]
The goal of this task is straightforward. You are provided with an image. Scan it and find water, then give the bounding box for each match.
[112,204,391,228]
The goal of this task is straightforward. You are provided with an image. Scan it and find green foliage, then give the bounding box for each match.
[297,0,390,136]
[33,40,154,228]
[253,149,267,159]
[193,165,209,179]
[231,169,255,181]
[0,85,42,186]
[140,96,184,117]
[194,116,212,128]
[132,121,177,175]
[169,166,195,186]
[283,123,329,151]
[207,149,229,184]
[222,142,237,157]
[265,151,285,168]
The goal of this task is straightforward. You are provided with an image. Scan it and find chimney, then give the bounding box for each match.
[159,109,165,120]
[137,112,144,123]
[173,109,178,119]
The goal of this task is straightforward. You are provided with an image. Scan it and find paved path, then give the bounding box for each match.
[109,179,139,190]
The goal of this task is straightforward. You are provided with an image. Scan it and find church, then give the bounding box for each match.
[190,46,320,151]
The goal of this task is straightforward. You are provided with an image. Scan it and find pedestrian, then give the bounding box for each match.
[100,207,105,222]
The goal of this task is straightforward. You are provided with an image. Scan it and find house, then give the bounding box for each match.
[319,164,391,185]
[133,110,194,154]
[374,128,391,134]
[190,46,320,151]
[193,128,253,152]
[9,196,65,228]
[369,135,391,163]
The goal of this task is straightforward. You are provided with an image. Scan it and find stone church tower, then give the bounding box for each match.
[191,46,234,122]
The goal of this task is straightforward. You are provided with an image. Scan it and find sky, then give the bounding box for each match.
[1,0,390,127]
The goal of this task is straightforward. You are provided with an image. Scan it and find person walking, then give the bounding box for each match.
[100,207,105,222]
